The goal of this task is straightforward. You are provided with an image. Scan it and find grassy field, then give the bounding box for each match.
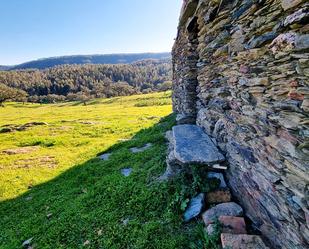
[0,92,219,249]
[0,92,172,201]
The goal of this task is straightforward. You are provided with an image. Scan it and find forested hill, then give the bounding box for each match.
[3,52,171,70]
[0,66,11,71]
[0,59,172,104]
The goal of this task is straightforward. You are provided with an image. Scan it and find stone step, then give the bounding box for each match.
[171,124,225,166]
[221,233,270,249]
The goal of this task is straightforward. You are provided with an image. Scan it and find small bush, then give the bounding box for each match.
[190,222,222,249]
[134,98,171,107]
[19,139,56,147]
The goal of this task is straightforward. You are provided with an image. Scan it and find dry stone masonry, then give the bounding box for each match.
[172,0,309,248]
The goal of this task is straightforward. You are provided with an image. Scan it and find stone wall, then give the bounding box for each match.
[172,0,309,248]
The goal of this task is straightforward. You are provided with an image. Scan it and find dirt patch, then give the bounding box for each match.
[14,156,57,169]
[0,122,48,133]
[2,146,40,155]
[78,121,101,125]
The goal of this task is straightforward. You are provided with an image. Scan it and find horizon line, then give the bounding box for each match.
[1,51,172,67]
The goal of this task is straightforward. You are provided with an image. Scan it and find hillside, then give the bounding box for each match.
[0,59,172,103]
[0,92,197,248]
[2,52,171,70]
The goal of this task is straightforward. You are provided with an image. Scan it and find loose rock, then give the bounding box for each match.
[218,216,247,234]
[130,143,152,153]
[22,238,33,248]
[202,202,243,225]
[99,153,112,161]
[183,193,205,222]
[121,168,132,177]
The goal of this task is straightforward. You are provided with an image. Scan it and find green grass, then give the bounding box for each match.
[0,91,172,201]
[0,91,210,249]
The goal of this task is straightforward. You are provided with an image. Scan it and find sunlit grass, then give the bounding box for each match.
[0,91,172,201]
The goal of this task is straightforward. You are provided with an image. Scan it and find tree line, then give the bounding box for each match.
[0,59,172,105]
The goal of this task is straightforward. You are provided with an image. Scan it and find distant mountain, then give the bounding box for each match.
[0,66,12,71]
[2,53,171,70]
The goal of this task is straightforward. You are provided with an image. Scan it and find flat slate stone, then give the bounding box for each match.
[172,125,225,165]
[202,202,243,225]
[221,233,270,249]
[99,153,112,161]
[183,193,205,222]
[121,168,132,177]
[22,238,33,248]
[130,143,152,153]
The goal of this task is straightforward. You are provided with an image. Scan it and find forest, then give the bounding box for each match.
[0,59,172,104]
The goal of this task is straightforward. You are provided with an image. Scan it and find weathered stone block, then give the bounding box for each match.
[171,125,225,166]
[206,189,232,204]
[219,216,247,234]
[221,233,270,249]
[202,202,243,225]
[183,193,205,222]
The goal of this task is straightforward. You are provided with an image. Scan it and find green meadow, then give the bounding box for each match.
[0,92,219,249]
[0,92,172,201]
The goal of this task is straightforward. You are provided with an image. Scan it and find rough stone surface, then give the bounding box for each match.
[183,193,205,222]
[206,189,232,204]
[130,143,152,153]
[218,216,247,234]
[173,0,309,248]
[202,202,243,225]
[176,113,196,124]
[171,125,225,165]
[205,223,216,236]
[221,233,270,249]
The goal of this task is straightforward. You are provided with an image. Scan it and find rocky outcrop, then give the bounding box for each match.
[172,0,309,248]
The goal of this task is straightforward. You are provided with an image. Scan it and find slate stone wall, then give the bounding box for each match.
[172,0,309,248]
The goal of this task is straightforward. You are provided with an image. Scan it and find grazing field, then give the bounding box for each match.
[0,92,172,201]
[0,92,217,249]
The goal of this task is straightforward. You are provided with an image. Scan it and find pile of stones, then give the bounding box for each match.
[165,124,270,248]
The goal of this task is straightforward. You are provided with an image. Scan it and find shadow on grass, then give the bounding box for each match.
[0,114,192,249]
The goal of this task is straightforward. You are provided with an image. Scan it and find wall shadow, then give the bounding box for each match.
[0,114,184,249]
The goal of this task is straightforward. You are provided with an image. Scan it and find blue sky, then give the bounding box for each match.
[0,0,182,65]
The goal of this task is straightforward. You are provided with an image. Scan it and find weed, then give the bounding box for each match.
[190,221,222,249]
